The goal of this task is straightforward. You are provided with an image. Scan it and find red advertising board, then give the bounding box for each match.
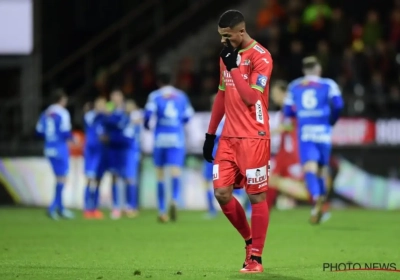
[332,118,375,145]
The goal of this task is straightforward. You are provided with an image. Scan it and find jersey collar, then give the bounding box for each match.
[304,75,321,81]
[47,104,65,114]
[239,40,257,53]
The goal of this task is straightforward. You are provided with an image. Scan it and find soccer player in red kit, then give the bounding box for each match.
[268,81,302,207]
[202,10,273,274]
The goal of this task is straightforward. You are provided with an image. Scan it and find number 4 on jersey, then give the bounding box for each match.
[164,101,178,118]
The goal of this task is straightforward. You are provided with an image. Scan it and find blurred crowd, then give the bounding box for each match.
[88,0,400,118]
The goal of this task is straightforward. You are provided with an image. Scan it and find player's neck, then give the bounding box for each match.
[239,35,253,51]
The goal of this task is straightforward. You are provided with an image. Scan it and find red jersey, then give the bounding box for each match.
[218,40,273,139]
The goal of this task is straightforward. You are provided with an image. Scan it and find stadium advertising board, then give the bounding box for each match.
[375,119,400,145]
[141,112,377,154]
[1,156,400,210]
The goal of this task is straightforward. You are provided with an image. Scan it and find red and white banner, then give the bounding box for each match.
[332,118,375,145]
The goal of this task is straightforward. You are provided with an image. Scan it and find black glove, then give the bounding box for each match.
[203,133,216,163]
[220,39,239,71]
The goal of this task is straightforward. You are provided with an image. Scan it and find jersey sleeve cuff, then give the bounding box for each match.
[251,85,264,93]
[218,85,226,91]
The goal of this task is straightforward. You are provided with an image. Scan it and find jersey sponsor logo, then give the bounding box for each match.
[155,133,182,148]
[241,59,251,66]
[255,100,264,124]
[223,70,248,87]
[256,74,268,89]
[253,45,266,54]
[213,164,219,180]
[246,165,267,185]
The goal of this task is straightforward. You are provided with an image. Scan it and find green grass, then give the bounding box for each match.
[0,208,399,280]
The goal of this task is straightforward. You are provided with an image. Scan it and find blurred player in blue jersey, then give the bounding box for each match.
[144,73,194,222]
[35,90,75,220]
[122,99,142,218]
[83,96,107,219]
[283,56,344,224]
[103,89,131,219]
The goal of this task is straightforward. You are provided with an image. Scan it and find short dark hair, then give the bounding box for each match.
[157,73,171,85]
[272,80,288,92]
[218,10,244,29]
[302,56,319,70]
[51,88,67,103]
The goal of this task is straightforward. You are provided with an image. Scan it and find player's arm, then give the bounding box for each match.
[283,86,296,118]
[143,92,156,130]
[35,113,45,138]
[230,53,272,106]
[207,63,225,134]
[183,94,195,124]
[60,110,73,141]
[328,79,344,126]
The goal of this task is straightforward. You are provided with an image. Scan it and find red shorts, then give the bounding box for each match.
[271,153,302,180]
[213,137,270,194]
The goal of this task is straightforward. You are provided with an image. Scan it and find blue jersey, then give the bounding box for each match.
[284,75,343,144]
[144,86,194,149]
[84,110,105,148]
[36,104,72,158]
[130,110,143,153]
[284,75,344,165]
[103,108,131,148]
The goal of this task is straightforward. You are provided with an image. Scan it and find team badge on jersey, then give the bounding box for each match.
[256,75,268,89]
[242,59,250,66]
[236,54,241,66]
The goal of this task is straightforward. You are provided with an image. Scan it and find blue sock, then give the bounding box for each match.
[172,177,180,203]
[93,187,100,210]
[48,183,59,213]
[49,182,64,213]
[206,186,215,214]
[157,181,166,214]
[305,172,320,201]
[318,177,327,196]
[84,184,92,211]
[126,183,137,210]
[112,183,119,209]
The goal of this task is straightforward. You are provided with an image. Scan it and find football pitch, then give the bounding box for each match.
[0,208,399,280]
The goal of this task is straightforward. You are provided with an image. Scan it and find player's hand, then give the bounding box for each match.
[220,39,239,71]
[203,133,216,163]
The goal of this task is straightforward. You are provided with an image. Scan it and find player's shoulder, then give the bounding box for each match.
[320,77,339,88]
[250,41,272,58]
[173,87,190,100]
[148,89,161,99]
[47,104,70,118]
[288,77,304,90]
[84,110,96,121]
